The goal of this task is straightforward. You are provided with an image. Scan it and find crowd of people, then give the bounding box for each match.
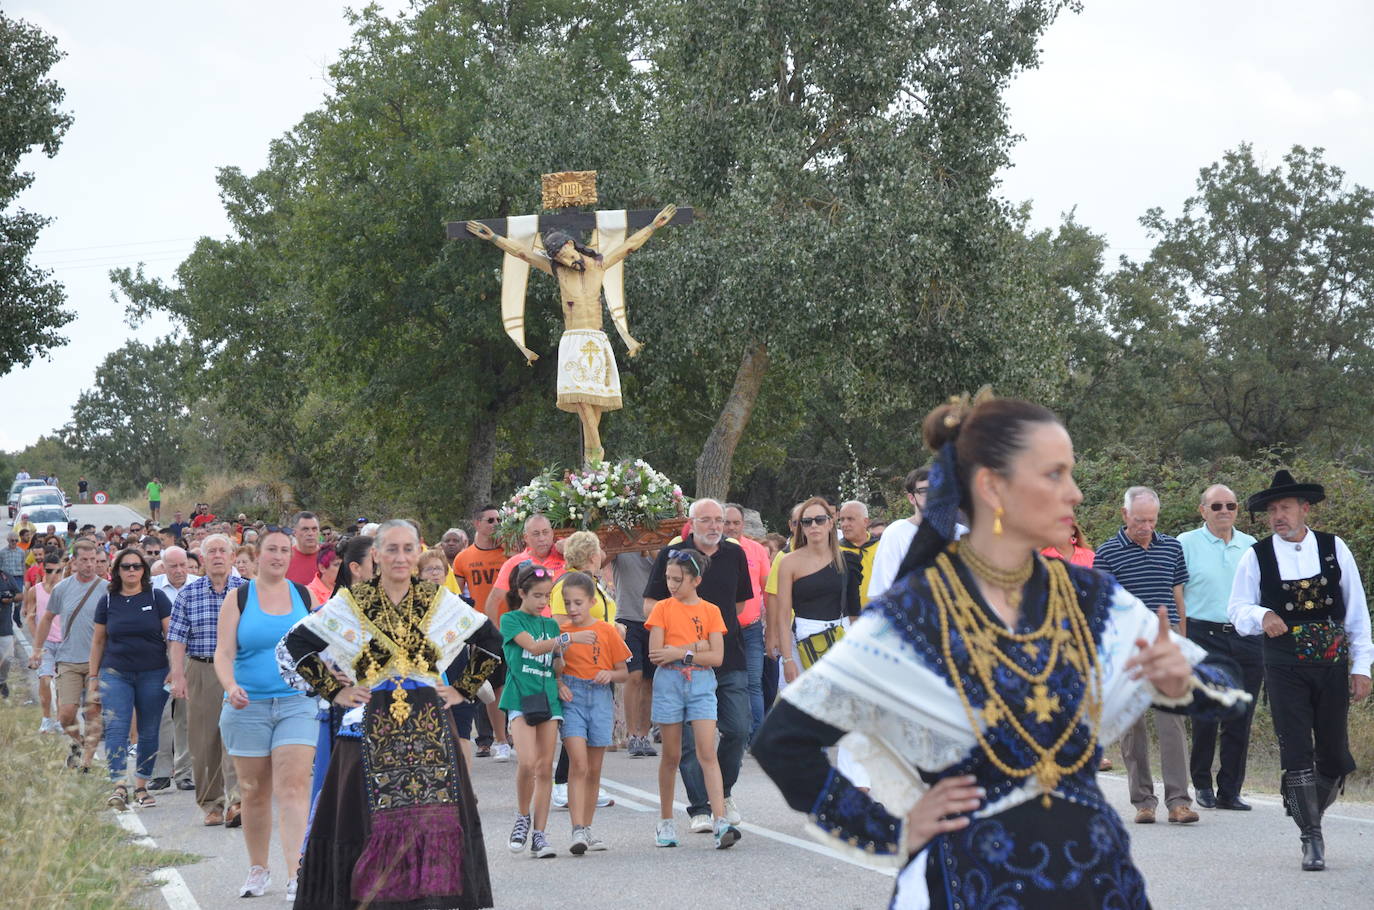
[0,399,1371,910]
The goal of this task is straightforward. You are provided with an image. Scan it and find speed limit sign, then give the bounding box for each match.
[93,491,109,505]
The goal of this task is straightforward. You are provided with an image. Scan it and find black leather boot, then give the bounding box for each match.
[1315,772,1344,816]
[1281,769,1325,871]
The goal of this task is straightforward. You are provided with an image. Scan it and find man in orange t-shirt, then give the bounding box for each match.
[451,505,509,610]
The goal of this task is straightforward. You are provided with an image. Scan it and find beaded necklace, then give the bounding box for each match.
[927,549,1103,808]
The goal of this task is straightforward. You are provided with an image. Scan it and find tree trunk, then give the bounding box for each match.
[463,411,498,513]
[695,342,769,500]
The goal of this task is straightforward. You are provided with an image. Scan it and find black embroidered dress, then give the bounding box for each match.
[753,554,1250,910]
[283,579,503,910]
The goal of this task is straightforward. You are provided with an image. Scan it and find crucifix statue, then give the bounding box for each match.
[450,171,692,464]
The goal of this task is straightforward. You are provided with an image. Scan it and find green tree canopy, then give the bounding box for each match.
[59,337,193,484]
[0,12,74,374]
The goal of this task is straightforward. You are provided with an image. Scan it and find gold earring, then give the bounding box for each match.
[993,507,1004,536]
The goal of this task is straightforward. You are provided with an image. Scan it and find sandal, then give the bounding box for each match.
[134,787,156,808]
[108,784,129,811]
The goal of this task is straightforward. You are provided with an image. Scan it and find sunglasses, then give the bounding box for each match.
[1209,502,1238,512]
[517,560,552,579]
[44,567,60,574]
[117,562,144,571]
[799,515,831,527]
[666,549,704,574]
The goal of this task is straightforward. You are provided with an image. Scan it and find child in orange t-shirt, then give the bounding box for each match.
[557,572,631,854]
[644,549,740,850]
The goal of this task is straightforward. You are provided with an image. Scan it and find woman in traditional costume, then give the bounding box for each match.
[283,520,502,910]
[753,394,1253,910]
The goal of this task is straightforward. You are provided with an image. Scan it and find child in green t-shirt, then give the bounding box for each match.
[500,562,595,859]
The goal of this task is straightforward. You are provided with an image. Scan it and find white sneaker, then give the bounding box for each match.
[240,864,270,897]
[552,783,569,808]
[596,788,614,808]
[491,742,512,763]
[284,878,297,902]
[569,827,589,856]
[655,818,678,847]
[585,827,607,851]
[689,813,713,834]
[724,796,741,826]
[38,718,55,734]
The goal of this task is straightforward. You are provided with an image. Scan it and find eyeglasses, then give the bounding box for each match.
[117,563,144,571]
[44,567,59,574]
[798,515,831,527]
[1209,502,1238,512]
[912,487,930,496]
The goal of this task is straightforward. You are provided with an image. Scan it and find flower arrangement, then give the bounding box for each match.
[497,459,687,548]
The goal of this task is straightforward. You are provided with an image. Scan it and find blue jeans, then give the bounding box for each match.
[741,621,765,741]
[100,667,169,781]
[679,668,749,818]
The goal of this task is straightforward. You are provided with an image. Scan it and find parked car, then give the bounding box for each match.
[7,478,48,519]
[18,487,67,513]
[19,506,70,528]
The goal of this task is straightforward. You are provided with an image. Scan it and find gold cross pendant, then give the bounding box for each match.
[1024,684,1061,723]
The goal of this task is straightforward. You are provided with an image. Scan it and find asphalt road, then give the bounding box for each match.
[114,741,1374,910]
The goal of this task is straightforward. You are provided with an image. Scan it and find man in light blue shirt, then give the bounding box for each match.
[1179,483,1260,811]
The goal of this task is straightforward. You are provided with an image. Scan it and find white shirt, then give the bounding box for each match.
[868,518,919,600]
[1227,528,1373,677]
[868,520,968,601]
[152,572,199,601]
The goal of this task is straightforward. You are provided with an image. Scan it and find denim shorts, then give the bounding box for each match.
[219,694,318,757]
[561,676,614,746]
[651,663,717,724]
[37,640,58,677]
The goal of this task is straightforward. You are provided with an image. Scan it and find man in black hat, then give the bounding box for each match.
[1227,470,1372,871]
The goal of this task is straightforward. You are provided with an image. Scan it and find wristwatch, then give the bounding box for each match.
[682,649,695,667]
[559,632,571,648]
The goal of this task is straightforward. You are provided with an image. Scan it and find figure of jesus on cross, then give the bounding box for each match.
[464,202,678,464]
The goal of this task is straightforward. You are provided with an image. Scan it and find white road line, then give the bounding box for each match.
[110,810,201,910]
[599,777,895,877]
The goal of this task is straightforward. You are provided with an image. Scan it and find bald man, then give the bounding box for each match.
[1179,484,1260,810]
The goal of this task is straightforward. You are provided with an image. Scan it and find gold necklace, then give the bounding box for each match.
[958,541,1034,610]
[355,582,439,724]
[928,553,1103,808]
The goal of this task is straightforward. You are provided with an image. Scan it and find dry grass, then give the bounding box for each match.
[1242,691,1374,801]
[1107,689,1374,802]
[0,704,195,909]
[114,472,296,524]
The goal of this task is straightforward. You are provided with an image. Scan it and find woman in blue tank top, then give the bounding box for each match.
[214,528,317,901]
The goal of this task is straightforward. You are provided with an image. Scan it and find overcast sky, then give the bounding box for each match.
[4,0,1372,453]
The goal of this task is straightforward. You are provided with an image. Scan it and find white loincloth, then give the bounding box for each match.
[556,328,622,412]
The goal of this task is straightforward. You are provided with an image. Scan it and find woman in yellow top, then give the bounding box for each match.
[547,530,620,810]
[548,531,617,624]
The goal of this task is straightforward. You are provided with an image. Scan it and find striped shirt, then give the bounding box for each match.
[167,573,247,657]
[1092,528,1189,623]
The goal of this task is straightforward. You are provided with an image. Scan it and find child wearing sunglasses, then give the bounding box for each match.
[501,563,595,859]
[645,549,741,850]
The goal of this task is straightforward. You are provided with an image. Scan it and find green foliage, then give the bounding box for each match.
[1072,448,1374,575]
[1062,144,1374,461]
[58,338,194,486]
[0,12,74,374]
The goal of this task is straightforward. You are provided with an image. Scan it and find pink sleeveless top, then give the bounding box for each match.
[34,583,63,643]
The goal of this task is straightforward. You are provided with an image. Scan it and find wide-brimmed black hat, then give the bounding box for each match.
[1246,469,1325,512]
